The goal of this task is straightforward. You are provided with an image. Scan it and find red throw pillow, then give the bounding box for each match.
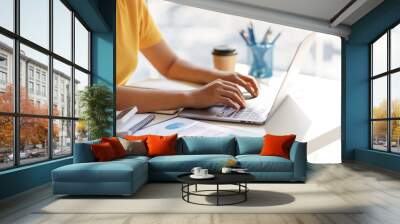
[91,142,118,162]
[101,137,126,158]
[260,134,296,159]
[146,134,177,157]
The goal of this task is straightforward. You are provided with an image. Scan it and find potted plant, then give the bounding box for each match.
[79,84,113,140]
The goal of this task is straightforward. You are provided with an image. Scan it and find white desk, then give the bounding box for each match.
[126,72,341,164]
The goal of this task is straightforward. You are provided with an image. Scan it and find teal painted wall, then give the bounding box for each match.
[343,0,400,170]
[355,149,400,172]
[91,36,115,134]
[0,158,72,199]
[0,0,116,200]
[66,0,111,32]
[343,43,369,160]
[91,0,116,135]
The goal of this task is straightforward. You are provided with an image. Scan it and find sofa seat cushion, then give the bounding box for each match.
[117,155,150,163]
[149,154,235,172]
[53,159,147,183]
[236,155,293,172]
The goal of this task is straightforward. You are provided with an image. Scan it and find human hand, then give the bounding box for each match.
[187,79,246,110]
[215,72,259,97]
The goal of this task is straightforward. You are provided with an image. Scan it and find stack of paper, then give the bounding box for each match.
[134,117,257,137]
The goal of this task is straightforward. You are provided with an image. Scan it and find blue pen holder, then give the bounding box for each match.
[247,43,274,78]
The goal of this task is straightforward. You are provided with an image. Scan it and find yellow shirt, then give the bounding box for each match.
[116,0,162,86]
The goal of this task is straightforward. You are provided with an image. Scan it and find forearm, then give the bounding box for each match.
[116,86,193,113]
[166,58,259,97]
[141,41,226,85]
[165,58,225,84]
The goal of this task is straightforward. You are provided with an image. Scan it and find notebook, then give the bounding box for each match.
[117,107,155,136]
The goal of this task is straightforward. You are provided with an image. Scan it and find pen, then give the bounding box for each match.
[261,26,272,45]
[271,32,281,44]
[248,21,256,45]
[239,29,251,46]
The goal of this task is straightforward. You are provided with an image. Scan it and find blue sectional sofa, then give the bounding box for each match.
[52,136,307,196]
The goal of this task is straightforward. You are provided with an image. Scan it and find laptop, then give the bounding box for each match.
[179,33,315,125]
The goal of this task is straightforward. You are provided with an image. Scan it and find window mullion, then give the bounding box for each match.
[370,45,373,149]
[48,0,54,160]
[71,11,76,155]
[13,0,21,167]
[388,30,391,152]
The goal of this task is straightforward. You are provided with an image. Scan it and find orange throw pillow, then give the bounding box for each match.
[91,142,118,162]
[260,134,296,159]
[101,137,126,158]
[146,134,177,157]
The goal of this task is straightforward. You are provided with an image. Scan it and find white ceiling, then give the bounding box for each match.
[227,0,352,22]
[166,0,384,37]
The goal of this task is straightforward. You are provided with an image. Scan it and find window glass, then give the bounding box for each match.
[372,34,387,76]
[391,120,400,153]
[0,116,13,170]
[391,72,400,118]
[19,117,49,165]
[74,18,89,70]
[53,119,72,157]
[75,120,88,143]
[20,44,49,115]
[391,24,400,70]
[74,69,89,118]
[372,77,387,119]
[0,0,14,31]
[20,0,49,49]
[53,59,72,117]
[53,0,72,60]
[28,81,33,93]
[0,0,92,169]
[372,121,388,151]
[0,34,13,112]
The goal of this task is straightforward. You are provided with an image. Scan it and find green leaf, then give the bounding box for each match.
[79,84,113,140]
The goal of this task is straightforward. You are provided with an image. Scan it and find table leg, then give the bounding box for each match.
[195,184,198,192]
[181,184,183,199]
[187,184,190,202]
[245,183,247,201]
[217,184,219,206]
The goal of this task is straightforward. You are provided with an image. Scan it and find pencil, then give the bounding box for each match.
[271,32,281,44]
[239,29,251,46]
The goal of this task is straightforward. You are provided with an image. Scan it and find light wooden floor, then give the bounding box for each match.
[1,162,400,224]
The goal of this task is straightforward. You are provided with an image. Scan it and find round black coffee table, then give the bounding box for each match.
[177,173,255,206]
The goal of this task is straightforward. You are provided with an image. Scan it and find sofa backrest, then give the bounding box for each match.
[235,137,263,155]
[177,136,236,155]
[74,136,303,162]
[73,139,100,163]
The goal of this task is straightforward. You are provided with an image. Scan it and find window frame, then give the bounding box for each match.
[370,20,400,154]
[0,0,92,171]
[0,71,7,85]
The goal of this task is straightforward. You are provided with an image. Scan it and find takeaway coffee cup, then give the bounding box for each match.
[212,45,237,72]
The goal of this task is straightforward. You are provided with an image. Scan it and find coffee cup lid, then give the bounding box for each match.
[212,45,237,56]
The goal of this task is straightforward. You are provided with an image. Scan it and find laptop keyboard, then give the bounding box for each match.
[217,106,263,120]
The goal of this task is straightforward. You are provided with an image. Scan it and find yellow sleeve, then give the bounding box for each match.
[139,0,162,49]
